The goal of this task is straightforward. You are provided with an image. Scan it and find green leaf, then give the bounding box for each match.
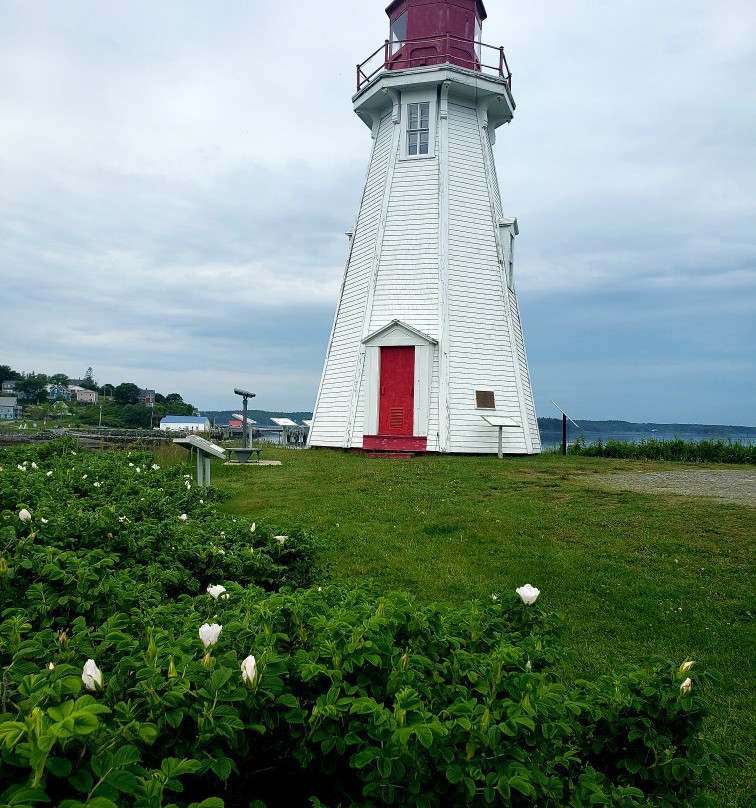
[208,756,234,781]
[415,726,434,749]
[0,721,27,749]
[111,744,140,768]
[349,697,377,715]
[46,756,73,777]
[69,768,94,793]
[351,749,375,769]
[209,667,233,691]
[136,723,159,744]
[276,694,299,708]
[84,799,119,808]
[103,771,138,794]
[0,785,51,805]
[446,764,465,784]
[509,776,537,798]
[188,799,225,808]
[161,758,202,778]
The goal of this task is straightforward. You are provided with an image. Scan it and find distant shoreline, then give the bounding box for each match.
[202,409,756,446]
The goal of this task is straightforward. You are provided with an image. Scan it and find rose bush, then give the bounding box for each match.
[0,439,729,807]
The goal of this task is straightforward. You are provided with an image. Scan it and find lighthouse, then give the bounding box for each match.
[309,0,540,454]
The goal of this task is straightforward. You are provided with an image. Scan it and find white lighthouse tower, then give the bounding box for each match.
[309,0,540,454]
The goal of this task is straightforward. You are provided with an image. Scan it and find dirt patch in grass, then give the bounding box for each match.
[587,469,756,507]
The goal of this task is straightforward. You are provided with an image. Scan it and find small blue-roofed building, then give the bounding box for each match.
[159,415,211,433]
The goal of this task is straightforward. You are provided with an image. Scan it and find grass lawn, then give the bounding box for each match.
[211,447,755,807]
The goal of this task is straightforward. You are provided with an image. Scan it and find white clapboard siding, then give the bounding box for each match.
[309,114,394,446]
[310,65,540,454]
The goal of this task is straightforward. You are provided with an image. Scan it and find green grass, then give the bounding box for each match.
[212,448,755,807]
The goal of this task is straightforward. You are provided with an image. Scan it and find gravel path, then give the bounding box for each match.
[588,469,756,507]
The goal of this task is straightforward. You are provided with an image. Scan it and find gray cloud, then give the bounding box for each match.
[1,0,754,422]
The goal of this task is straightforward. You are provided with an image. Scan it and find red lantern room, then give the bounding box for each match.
[385,0,486,72]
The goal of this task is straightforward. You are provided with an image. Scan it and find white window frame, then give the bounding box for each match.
[400,90,437,160]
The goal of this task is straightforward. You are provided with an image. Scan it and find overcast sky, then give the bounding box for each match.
[1,1,754,425]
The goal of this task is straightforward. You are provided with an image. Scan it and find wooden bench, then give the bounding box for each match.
[225,446,263,464]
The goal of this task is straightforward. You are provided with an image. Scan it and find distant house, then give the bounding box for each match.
[68,385,98,404]
[46,384,72,401]
[0,397,21,420]
[137,389,156,406]
[1,380,16,394]
[159,415,210,433]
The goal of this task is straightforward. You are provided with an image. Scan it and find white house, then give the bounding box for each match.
[159,415,211,433]
[308,0,540,454]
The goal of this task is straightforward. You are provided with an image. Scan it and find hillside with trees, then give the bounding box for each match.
[0,364,196,429]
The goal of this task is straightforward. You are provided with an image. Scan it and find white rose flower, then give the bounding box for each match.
[206,584,229,600]
[241,654,258,688]
[18,508,32,522]
[46,471,53,477]
[17,465,26,472]
[199,623,222,648]
[151,464,160,470]
[40,518,49,525]
[31,462,38,470]
[82,659,103,691]
[179,513,188,521]
[274,535,288,544]
[515,584,540,605]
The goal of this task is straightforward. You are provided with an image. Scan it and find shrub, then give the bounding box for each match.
[567,438,756,464]
[0,440,730,807]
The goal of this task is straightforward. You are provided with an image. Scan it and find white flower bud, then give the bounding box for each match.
[179,513,188,521]
[515,584,540,605]
[18,508,32,522]
[241,655,258,688]
[82,659,103,691]
[199,623,222,648]
[680,677,693,696]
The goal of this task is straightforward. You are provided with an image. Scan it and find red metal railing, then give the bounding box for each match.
[356,35,512,92]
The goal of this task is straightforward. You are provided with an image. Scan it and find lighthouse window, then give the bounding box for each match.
[407,102,430,155]
[390,12,407,56]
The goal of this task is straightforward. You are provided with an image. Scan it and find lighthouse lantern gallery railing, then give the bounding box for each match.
[356,35,512,92]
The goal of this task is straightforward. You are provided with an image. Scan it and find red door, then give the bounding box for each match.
[379,346,415,435]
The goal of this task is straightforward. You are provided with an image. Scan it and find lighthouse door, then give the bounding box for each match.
[378,346,415,435]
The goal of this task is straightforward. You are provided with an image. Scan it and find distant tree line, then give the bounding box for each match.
[0,364,195,428]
